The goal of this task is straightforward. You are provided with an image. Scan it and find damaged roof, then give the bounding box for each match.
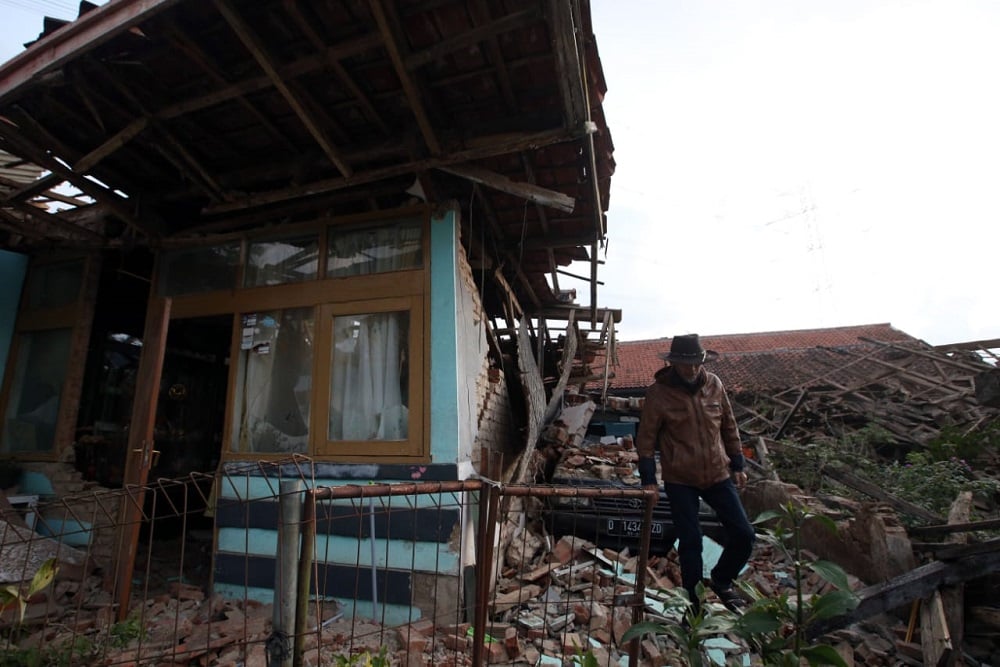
[601,323,1000,451]
[0,0,615,316]
[607,323,920,393]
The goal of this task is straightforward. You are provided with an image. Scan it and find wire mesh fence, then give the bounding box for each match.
[0,462,661,666]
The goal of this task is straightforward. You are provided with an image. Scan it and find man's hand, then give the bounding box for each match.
[732,471,747,490]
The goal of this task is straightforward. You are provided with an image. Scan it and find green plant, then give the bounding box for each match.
[928,421,1000,465]
[732,502,858,666]
[0,635,95,667]
[109,615,145,648]
[0,558,58,624]
[332,646,389,667]
[622,502,859,666]
[622,583,742,667]
[861,452,1000,522]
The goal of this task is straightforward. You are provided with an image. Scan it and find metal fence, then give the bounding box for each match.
[0,465,660,666]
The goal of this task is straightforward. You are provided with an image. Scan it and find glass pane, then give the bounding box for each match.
[232,308,314,453]
[328,311,409,441]
[26,260,84,309]
[326,218,422,278]
[2,328,72,453]
[158,244,241,296]
[245,235,319,287]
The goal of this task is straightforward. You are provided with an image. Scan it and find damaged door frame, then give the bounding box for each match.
[112,296,170,621]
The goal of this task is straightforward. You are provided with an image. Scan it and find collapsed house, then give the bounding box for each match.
[0,0,619,630]
[559,323,1000,665]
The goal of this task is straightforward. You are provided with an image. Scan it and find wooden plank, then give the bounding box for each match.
[807,549,1000,640]
[74,116,149,173]
[919,590,953,667]
[821,464,944,524]
[438,163,574,212]
[113,297,171,622]
[937,491,971,667]
[909,517,1000,538]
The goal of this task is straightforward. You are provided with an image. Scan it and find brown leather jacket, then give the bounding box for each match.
[635,366,743,490]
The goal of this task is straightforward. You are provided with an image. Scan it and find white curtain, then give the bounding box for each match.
[238,310,312,453]
[328,312,408,441]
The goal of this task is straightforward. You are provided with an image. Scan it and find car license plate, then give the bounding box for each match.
[606,518,663,537]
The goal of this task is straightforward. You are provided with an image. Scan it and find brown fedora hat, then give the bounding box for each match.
[658,333,719,364]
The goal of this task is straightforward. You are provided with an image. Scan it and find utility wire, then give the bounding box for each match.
[0,0,86,19]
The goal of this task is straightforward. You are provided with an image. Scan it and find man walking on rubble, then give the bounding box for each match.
[635,333,755,614]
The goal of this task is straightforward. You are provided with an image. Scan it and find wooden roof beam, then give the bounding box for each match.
[0,0,182,104]
[0,208,46,240]
[162,35,382,121]
[0,171,63,203]
[520,152,558,290]
[0,121,152,237]
[214,0,353,178]
[84,56,230,202]
[74,116,149,174]
[472,188,542,310]
[547,0,587,128]
[368,0,441,155]
[405,5,540,71]
[4,199,105,242]
[510,230,596,252]
[469,0,518,111]
[283,0,391,137]
[202,124,593,215]
[0,174,92,207]
[163,19,297,151]
[437,163,574,213]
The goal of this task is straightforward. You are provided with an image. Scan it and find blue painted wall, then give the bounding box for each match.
[0,249,27,381]
[429,205,460,463]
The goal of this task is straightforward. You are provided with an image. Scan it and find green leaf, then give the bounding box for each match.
[27,558,58,598]
[809,560,852,591]
[734,609,782,635]
[808,590,859,621]
[753,509,784,525]
[800,643,849,666]
[621,621,668,643]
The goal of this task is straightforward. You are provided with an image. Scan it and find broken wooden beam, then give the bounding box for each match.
[821,464,944,524]
[807,549,1000,640]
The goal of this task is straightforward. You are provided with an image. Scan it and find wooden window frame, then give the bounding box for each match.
[312,294,426,461]
[160,208,432,464]
[0,255,97,460]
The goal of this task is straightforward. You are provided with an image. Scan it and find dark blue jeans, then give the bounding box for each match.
[664,478,755,600]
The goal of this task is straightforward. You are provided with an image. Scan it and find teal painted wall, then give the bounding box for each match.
[429,205,460,463]
[0,249,27,381]
[213,209,473,621]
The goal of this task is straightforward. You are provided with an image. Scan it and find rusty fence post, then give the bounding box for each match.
[472,481,501,667]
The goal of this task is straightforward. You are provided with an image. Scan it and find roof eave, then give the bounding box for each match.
[0,0,182,105]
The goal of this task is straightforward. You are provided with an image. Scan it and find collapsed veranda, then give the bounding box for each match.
[0,0,618,627]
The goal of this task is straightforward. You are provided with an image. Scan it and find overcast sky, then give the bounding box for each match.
[588,1,997,346]
[1,1,996,346]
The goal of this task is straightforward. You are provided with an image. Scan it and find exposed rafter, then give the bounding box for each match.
[213,0,354,178]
